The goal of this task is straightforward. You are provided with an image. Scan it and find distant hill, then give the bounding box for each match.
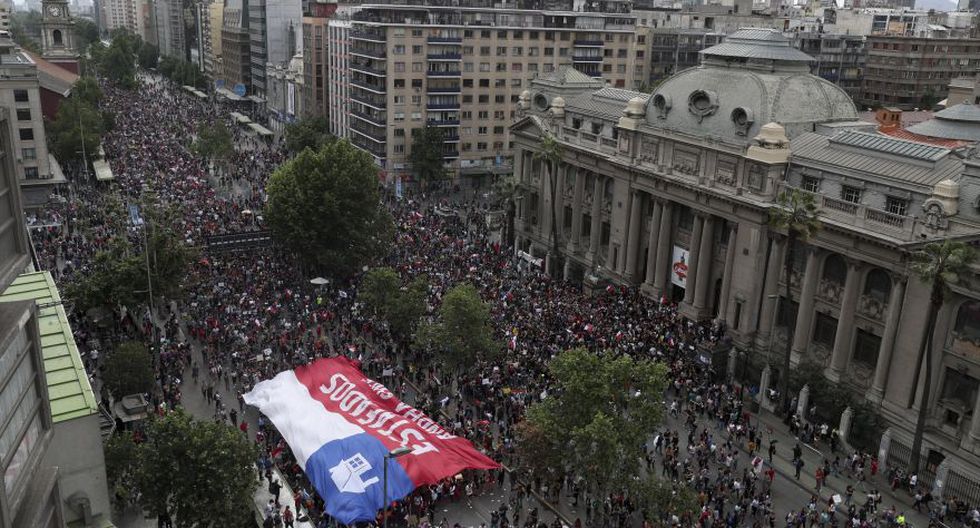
[916,0,958,11]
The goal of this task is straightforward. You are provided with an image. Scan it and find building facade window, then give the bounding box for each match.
[21,148,35,160]
[813,312,837,347]
[885,196,908,216]
[841,185,862,204]
[853,329,880,367]
[802,176,820,192]
[23,166,38,179]
[18,128,33,141]
[13,89,28,102]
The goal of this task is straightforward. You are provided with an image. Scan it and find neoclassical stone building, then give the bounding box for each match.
[511,28,980,502]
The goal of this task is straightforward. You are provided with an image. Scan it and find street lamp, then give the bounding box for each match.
[382,447,413,528]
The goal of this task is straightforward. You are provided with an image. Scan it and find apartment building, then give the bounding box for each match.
[326,17,350,139]
[154,0,186,60]
[300,1,336,124]
[102,0,137,35]
[249,0,301,97]
[860,36,980,109]
[348,0,640,181]
[222,0,251,93]
[647,29,724,83]
[203,0,224,79]
[793,32,866,103]
[0,37,61,208]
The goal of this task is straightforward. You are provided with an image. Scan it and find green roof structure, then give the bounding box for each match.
[0,271,99,423]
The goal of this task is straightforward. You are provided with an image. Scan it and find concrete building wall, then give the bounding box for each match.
[326,18,349,139]
[860,36,980,109]
[42,415,110,527]
[0,59,52,184]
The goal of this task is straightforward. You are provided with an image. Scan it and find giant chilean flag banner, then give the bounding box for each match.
[243,357,500,524]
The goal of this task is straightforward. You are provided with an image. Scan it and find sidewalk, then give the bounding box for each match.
[728,407,930,525]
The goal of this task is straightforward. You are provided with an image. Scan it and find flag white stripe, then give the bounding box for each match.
[244,370,364,469]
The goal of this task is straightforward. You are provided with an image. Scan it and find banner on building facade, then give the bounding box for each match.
[243,357,499,524]
[671,246,689,289]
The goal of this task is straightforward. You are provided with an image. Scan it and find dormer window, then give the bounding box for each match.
[841,185,862,204]
[591,122,602,135]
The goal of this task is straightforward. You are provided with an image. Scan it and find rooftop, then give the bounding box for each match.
[701,28,815,64]
[24,51,79,97]
[906,103,980,142]
[0,271,98,423]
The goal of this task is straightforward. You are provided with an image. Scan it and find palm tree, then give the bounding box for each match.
[908,240,976,473]
[767,189,821,415]
[534,134,563,278]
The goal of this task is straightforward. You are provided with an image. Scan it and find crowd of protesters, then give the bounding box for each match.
[26,72,980,528]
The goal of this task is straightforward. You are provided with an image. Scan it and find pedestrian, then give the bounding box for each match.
[795,458,805,480]
[283,506,294,528]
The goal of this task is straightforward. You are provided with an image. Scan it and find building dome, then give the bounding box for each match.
[645,28,858,143]
[907,103,980,142]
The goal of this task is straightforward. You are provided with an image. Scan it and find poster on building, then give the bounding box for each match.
[671,246,689,289]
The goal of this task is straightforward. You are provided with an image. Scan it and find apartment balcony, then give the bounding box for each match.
[351,136,386,159]
[427,36,462,44]
[426,70,462,77]
[442,150,460,159]
[574,40,604,46]
[351,29,386,43]
[427,118,460,126]
[780,183,916,241]
[427,85,461,93]
[351,47,386,60]
[426,103,461,110]
[351,108,387,127]
[442,134,461,142]
[352,93,387,110]
[572,55,603,62]
[351,79,386,94]
[427,53,463,61]
[350,62,387,77]
[350,122,387,143]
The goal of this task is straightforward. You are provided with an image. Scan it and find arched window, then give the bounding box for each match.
[53,30,62,46]
[822,254,847,285]
[954,300,980,344]
[863,269,892,302]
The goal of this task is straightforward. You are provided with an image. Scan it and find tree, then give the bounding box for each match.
[192,121,234,170]
[361,268,428,341]
[65,203,194,313]
[517,348,667,507]
[73,18,100,52]
[767,189,820,415]
[416,283,496,371]
[129,410,258,527]
[908,241,975,472]
[361,267,401,317]
[265,139,393,277]
[46,96,104,168]
[138,43,159,70]
[408,126,445,188]
[104,433,139,505]
[283,116,331,155]
[630,476,699,525]
[101,39,137,88]
[10,10,42,53]
[102,341,156,398]
[534,134,563,278]
[491,174,520,247]
[73,76,103,106]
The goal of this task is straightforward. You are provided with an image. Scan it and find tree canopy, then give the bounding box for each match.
[138,44,159,70]
[265,139,393,277]
[65,203,194,313]
[284,117,332,155]
[361,267,428,341]
[101,341,156,399]
[516,348,667,499]
[416,283,497,371]
[409,126,446,187]
[159,56,205,88]
[192,121,235,166]
[105,410,258,527]
[46,96,105,167]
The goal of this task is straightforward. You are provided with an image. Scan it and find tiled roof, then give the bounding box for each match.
[534,65,603,87]
[791,131,962,187]
[0,272,98,423]
[829,130,949,161]
[23,51,78,96]
[879,127,967,149]
[566,89,649,121]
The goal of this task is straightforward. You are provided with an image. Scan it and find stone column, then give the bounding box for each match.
[716,224,738,323]
[555,164,566,241]
[797,384,810,418]
[758,238,786,337]
[683,215,705,306]
[693,215,716,313]
[644,200,664,286]
[759,365,772,407]
[652,201,674,297]
[569,167,584,252]
[790,248,821,358]
[587,175,602,261]
[624,190,644,281]
[827,261,862,381]
[869,278,907,403]
[541,161,555,245]
[839,406,854,446]
[969,390,980,441]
